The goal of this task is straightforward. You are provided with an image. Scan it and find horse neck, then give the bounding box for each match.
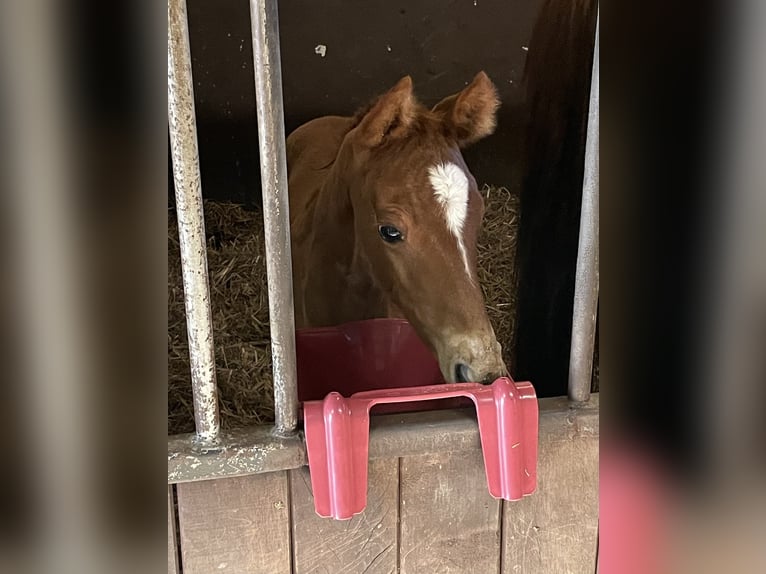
[313,164,353,256]
[305,164,386,321]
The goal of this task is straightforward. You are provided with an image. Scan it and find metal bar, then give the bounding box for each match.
[168,426,306,484]
[168,395,599,483]
[168,0,220,444]
[568,12,600,403]
[249,0,299,435]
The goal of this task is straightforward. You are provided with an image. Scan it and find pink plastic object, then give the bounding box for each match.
[296,318,444,399]
[304,377,538,519]
[296,318,469,416]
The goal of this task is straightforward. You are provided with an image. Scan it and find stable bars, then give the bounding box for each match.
[168,0,299,445]
[167,0,598,477]
[168,0,220,444]
[568,13,600,403]
[249,0,299,435]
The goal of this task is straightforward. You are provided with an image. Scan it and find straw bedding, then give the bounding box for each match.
[168,186,520,435]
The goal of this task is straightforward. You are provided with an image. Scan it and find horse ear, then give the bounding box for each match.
[432,71,500,147]
[355,76,417,148]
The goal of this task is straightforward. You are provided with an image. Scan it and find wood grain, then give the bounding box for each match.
[399,449,502,574]
[168,485,179,574]
[290,458,398,574]
[502,402,599,574]
[169,396,599,573]
[177,473,292,574]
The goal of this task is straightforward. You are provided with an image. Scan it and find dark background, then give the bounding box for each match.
[171,0,599,397]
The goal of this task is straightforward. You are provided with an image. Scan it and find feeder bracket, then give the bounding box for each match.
[303,377,538,519]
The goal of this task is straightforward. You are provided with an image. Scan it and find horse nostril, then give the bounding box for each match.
[455,364,473,383]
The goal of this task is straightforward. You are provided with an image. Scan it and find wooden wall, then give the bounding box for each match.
[168,397,598,574]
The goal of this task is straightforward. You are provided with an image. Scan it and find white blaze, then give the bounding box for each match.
[428,162,472,279]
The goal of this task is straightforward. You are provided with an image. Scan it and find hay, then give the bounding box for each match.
[168,185,520,435]
[168,203,273,435]
[476,186,521,372]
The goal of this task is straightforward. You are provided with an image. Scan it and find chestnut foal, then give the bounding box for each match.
[287,72,506,384]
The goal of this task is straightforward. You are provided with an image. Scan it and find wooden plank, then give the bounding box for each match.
[168,485,179,574]
[400,449,502,574]
[177,472,292,574]
[290,458,398,573]
[168,397,591,484]
[502,402,599,574]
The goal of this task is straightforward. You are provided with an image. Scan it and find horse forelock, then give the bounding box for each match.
[350,98,447,141]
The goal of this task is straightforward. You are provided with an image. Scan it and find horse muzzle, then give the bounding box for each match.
[440,334,507,385]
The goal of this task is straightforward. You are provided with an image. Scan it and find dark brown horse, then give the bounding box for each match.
[287,72,506,384]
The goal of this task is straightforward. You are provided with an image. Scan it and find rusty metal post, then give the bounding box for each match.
[568,13,599,404]
[168,0,220,444]
[249,0,299,435]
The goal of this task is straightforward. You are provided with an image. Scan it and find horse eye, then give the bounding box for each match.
[378,225,403,243]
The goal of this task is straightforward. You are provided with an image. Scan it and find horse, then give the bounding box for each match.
[286,72,507,384]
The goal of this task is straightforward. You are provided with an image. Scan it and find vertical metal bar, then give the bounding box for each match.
[568,12,599,403]
[168,0,220,443]
[249,0,299,435]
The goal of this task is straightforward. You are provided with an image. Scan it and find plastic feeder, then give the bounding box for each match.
[296,319,538,520]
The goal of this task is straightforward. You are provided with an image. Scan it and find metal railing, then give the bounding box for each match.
[168,0,220,445]
[167,0,599,480]
[168,0,298,448]
[248,0,299,436]
[568,12,600,404]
